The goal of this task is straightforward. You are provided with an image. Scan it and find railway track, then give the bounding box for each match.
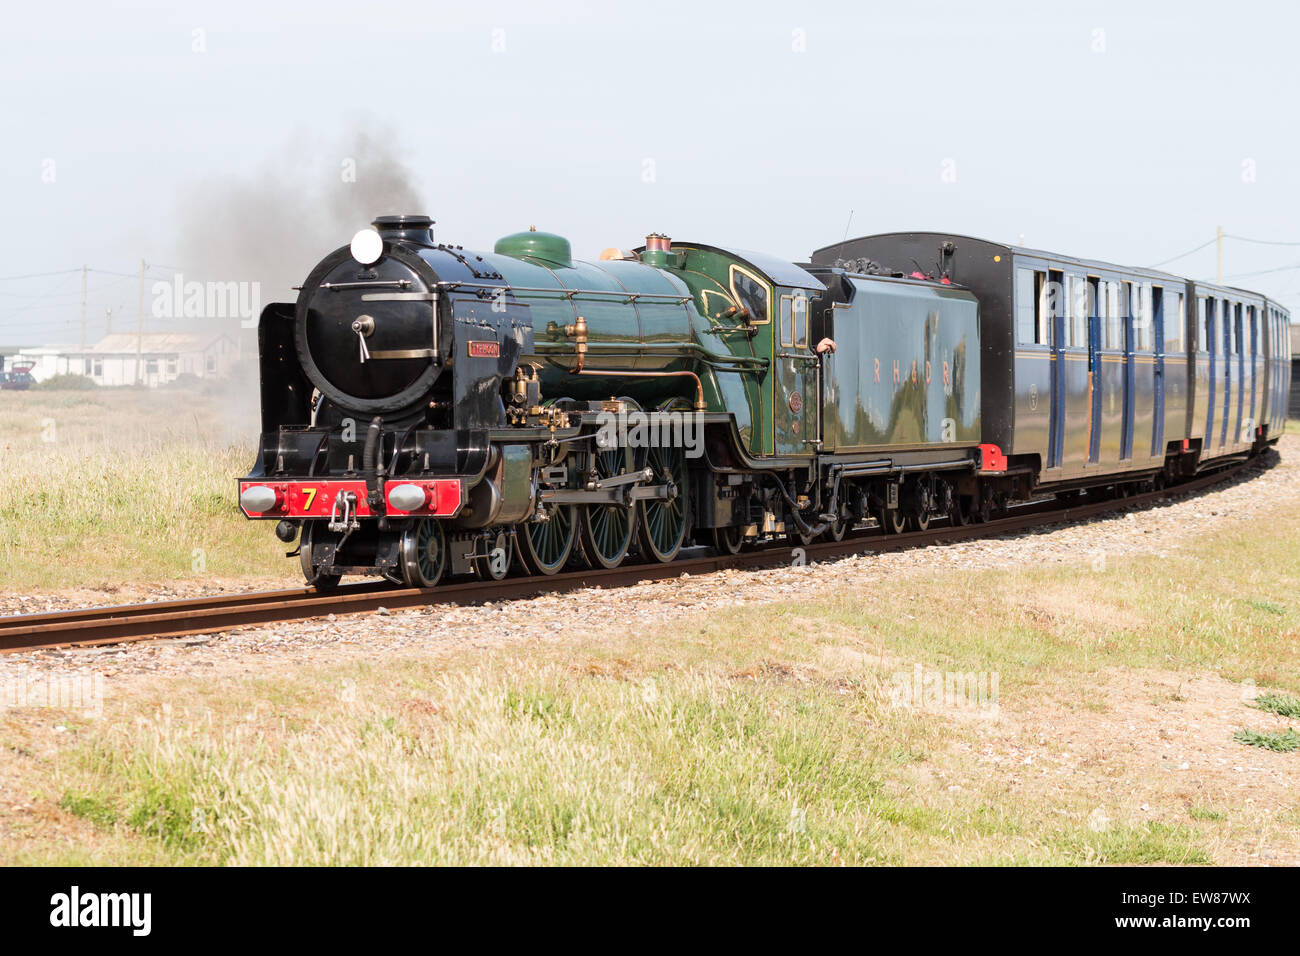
[0,462,1256,654]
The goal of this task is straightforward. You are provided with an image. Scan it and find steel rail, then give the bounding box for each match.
[0,462,1256,654]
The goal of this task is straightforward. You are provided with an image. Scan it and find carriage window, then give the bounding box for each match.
[729,267,769,325]
[1133,284,1153,351]
[1104,283,1121,349]
[1163,290,1184,353]
[1016,268,1046,344]
[1039,274,1053,343]
[1069,276,1089,346]
[1197,298,1211,352]
[1017,268,1049,344]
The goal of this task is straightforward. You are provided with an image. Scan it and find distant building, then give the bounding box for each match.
[11,332,240,387]
[7,345,83,382]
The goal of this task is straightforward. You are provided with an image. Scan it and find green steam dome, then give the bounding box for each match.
[494,227,573,268]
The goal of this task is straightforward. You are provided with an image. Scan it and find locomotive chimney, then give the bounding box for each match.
[371,215,435,246]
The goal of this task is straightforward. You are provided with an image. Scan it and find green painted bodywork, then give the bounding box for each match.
[480,237,979,461]
[493,230,574,268]
[822,277,981,451]
[475,244,767,453]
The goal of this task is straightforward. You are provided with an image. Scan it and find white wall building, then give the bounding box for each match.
[6,345,82,382]
[13,332,240,386]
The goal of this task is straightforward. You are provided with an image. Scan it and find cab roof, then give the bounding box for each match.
[665,242,827,292]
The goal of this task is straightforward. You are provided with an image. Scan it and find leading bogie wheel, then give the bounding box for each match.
[400,518,447,588]
[477,528,514,581]
[299,523,342,590]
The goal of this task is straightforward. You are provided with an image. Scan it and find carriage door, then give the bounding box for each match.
[1247,306,1258,442]
[1150,285,1166,457]
[1220,300,1233,448]
[1047,269,1066,469]
[1237,303,1248,444]
[1088,276,1103,465]
[1205,298,1217,448]
[773,290,817,455]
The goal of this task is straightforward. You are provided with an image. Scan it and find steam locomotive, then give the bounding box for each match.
[238,216,1291,588]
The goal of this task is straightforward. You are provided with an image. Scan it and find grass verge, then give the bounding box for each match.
[5,500,1297,865]
[0,388,285,588]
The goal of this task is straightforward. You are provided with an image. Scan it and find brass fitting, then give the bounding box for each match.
[563,315,588,371]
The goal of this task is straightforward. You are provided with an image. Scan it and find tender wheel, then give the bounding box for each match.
[579,447,636,569]
[400,518,447,588]
[711,525,744,555]
[788,524,818,547]
[476,528,514,581]
[877,506,907,535]
[908,510,931,533]
[950,496,971,526]
[299,523,341,590]
[519,504,576,575]
[636,445,689,563]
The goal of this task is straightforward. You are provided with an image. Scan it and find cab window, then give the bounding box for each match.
[729,267,769,325]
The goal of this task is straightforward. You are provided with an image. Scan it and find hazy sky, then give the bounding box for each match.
[2,0,1297,344]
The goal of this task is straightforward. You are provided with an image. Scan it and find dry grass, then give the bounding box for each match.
[0,387,285,588]
[5,500,1297,865]
[18,660,1210,866]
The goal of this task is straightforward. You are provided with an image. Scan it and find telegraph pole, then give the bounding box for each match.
[1216,225,1223,284]
[135,258,146,385]
[79,264,87,368]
